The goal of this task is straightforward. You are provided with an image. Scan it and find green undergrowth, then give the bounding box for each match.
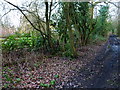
[2,66,22,88]
[2,66,59,88]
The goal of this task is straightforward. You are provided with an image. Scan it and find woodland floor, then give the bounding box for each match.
[61,36,120,88]
[2,36,120,89]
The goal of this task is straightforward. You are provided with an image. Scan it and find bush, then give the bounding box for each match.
[90,34,107,44]
[62,43,73,57]
[2,33,39,51]
[2,35,17,51]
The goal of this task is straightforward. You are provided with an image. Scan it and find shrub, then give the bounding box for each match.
[2,32,45,52]
[2,35,17,51]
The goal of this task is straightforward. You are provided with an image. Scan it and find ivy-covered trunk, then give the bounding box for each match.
[117,2,120,37]
[45,2,53,50]
[64,3,78,57]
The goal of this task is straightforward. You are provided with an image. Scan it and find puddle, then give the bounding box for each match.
[111,45,119,52]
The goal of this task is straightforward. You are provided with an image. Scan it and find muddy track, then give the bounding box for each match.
[61,35,120,88]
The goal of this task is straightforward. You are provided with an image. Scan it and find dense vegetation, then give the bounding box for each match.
[1,2,116,57]
[1,1,120,88]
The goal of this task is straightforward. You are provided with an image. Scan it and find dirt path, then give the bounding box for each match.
[61,35,120,88]
[2,35,119,88]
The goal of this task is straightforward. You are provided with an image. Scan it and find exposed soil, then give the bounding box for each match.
[60,35,120,88]
[2,41,104,88]
[2,36,120,89]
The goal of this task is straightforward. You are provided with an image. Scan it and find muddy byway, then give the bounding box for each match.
[2,35,120,89]
[58,35,120,88]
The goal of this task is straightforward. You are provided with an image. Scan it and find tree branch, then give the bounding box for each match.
[4,0,48,37]
[105,2,120,8]
[51,2,59,11]
[0,9,17,20]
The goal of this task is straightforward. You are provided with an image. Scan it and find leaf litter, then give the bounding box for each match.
[2,42,105,88]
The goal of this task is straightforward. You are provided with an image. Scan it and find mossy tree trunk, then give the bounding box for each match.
[45,1,53,50]
[117,2,120,37]
[63,3,78,57]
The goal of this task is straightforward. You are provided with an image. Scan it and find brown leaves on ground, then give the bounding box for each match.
[2,42,105,88]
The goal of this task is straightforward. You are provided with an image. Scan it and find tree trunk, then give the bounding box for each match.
[45,2,52,49]
[117,2,120,37]
[64,3,77,57]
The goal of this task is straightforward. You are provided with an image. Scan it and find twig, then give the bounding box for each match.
[0,8,17,20]
[4,0,48,38]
